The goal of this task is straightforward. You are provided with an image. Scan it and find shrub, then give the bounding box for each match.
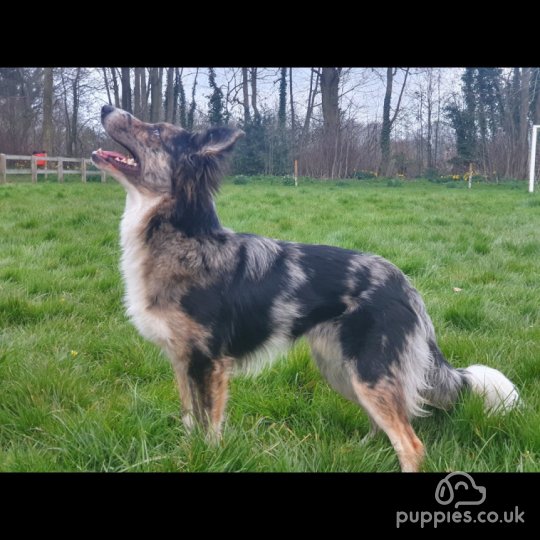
[353,170,377,180]
[233,175,249,185]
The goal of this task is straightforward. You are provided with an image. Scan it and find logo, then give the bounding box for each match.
[434,472,487,508]
[396,472,525,528]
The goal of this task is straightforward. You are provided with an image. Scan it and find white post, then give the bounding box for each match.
[529,125,540,193]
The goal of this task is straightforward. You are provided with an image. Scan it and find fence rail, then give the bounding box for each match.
[0,153,107,184]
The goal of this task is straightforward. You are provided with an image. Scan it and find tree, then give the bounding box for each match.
[380,67,410,176]
[241,67,251,125]
[164,67,175,123]
[60,68,83,157]
[207,68,224,126]
[134,67,141,118]
[278,67,287,130]
[110,68,120,107]
[289,68,295,139]
[175,68,186,127]
[187,68,198,130]
[121,67,132,113]
[320,67,341,178]
[533,68,540,125]
[150,67,163,122]
[250,68,260,121]
[42,67,54,153]
[519,67,531,178]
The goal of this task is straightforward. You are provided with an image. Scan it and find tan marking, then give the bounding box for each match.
[208,358,233,439]
[350,375,425,472]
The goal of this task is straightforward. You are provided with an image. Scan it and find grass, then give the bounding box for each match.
[0,177,539,472]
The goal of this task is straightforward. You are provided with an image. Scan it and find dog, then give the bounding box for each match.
[92,105,520,472]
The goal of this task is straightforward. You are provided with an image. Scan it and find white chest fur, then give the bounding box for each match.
[120,191,172,348]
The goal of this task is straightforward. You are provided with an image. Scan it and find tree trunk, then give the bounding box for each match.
[241,67,251,124]
[121,67,132,113]
[380,67,409,176]
[172,67,181,124]
[320,68,340,138]
[320,67,341,178]
[380,68,394,175]
[42,67,54,153]
[434,69,441,168]
[176,68,186,127]
[278,68,287,130]
[150,67,163,122]
[250,68,259,120]
[519,67,531,178]
[134,67,141,118]
[165,67,175,123]
[187,68,198,130]
[301,68,318,145]
[426,70,433,170]
[110,68,120,108]
[140,68,148,121]
[102,68,112,106]
[289,67,296,153]
[534,68,540,125]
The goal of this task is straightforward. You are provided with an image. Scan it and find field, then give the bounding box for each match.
[0,177,539,472]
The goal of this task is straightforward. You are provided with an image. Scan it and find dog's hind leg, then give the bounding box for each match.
[350,377,425,472]
[307,322,425,471]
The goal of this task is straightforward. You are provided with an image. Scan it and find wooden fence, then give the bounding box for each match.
[0,153,107,184]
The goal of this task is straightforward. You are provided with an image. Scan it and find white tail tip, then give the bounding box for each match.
[464,364,521,413]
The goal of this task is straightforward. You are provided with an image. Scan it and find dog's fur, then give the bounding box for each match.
[93,105,520,472]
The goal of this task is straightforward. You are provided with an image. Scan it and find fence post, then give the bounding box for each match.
[31,155,37,183]
[81,159,87,183]
[101,170,106,183]
[58,159,64,183]
[0,154,6,184]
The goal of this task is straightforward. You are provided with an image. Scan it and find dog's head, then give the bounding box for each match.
[92,105,243,197]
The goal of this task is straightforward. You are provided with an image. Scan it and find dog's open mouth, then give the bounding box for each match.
[92,148,140,174]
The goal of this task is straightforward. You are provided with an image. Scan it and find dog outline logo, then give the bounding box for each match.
[435,472,487,507]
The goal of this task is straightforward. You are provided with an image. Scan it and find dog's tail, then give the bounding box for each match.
[424,341,520,414]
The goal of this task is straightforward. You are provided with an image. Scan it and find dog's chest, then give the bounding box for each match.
[120,194,172,348]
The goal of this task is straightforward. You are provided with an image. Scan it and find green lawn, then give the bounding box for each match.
[0,177,539,471]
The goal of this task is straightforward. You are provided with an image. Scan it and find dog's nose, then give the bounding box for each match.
[101,104,115,121]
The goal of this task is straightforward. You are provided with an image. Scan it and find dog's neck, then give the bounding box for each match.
[170,189,222,237]
[128,187,222,241]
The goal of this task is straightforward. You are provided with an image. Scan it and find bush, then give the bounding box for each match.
[233,175,249,185]
[424,167,440,180]
[353,170,377,180]
[386,179,403,188]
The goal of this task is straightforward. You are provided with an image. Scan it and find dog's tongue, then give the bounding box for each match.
[99,150,126,160]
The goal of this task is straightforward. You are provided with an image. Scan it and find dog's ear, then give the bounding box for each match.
[194,127,245,158]
[176,127,245,197]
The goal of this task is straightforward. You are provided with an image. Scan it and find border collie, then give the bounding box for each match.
[92,105,519,471]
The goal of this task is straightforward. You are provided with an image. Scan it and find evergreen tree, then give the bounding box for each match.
[207,68,224,127]
[175,72,186,128]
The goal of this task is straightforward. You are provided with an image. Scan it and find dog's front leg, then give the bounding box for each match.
[171,359,197,433]
[174,354,232,443]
